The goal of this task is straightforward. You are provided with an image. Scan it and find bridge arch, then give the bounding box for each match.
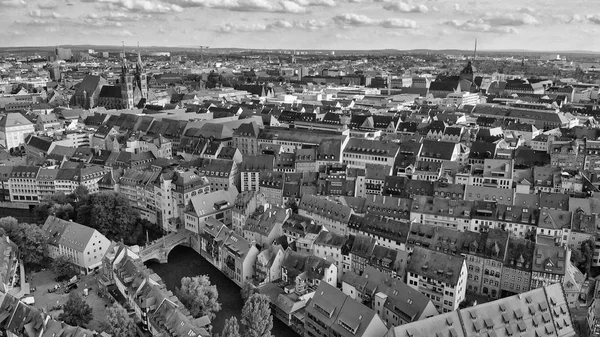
[139,230,193,264]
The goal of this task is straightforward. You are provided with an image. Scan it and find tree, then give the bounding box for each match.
[51,255,79,278]
[76,191,139,243]
[58,292,93,327]
[176,275,221,319]
[221,317,241,337]
[241,294,273,337]
[101,303,137,337]
[0,217,19,235]
[571,249,584,266]
[241,281,257,301]
[581,239,594,275]
[12,223,48,267]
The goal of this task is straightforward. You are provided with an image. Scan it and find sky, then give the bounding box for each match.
[1,0,600,51]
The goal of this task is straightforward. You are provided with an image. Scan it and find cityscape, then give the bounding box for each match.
[2,1,600,337]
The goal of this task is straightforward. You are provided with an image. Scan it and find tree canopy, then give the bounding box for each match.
[241,294,273,337]
[0,217,48,267]
[176,275,221,319]
[51,255,80,279]
[240,281,258,301]
[76,191,140,243]
[102,303,137,337]
[58,292,93,327]
[221,316,241,337]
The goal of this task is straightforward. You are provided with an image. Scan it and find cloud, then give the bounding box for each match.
[443,10,539,34]
[383,1,428,13]
[444,19,518,34]
[28,9,61,18]
[216,18,328,32]
[82,0,183,13]
[162,0,326,13]
[38,1,58,9]
[380,18,417,28]
[0,0,26,6]
[584,14,600,24]
[333,13,417,28]
[482,12,539,26]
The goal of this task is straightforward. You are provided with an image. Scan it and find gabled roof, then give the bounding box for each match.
[41,216,99,253]
[0,113,33,128]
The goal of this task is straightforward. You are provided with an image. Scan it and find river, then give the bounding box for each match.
[146,245,300,337]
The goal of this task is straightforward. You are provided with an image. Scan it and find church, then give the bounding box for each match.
[97,46,148,110]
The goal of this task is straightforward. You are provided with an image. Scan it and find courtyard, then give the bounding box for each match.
[27,269,111,332]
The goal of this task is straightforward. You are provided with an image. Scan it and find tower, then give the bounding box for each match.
[135,42,148,102]
[120,41,134,109]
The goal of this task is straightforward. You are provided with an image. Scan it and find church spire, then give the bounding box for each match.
[136,42,143,72]
[121,41,128,73]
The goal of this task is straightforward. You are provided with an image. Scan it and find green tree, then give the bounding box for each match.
[50,255,79,278]
[58,292,93,327]
[241,281,257,301]
[76,191,139,243]
[221,316,241,337]
[241,294,273,337]
[176,275,221,319]
[0,217,19,236]
[101,303,137,337]
[12,223,48,267]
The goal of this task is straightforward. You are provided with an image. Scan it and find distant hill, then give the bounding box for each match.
[0,45,599,57]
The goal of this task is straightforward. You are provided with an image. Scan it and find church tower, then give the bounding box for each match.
[135,43,148,104]
[120,43,134,109]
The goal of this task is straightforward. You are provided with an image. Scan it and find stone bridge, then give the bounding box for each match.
[138,230,193,263]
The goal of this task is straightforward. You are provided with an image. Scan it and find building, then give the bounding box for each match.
[8,166,40,203]
[406,246,468,313]
[313,230,350,283]
[385,283,576,337]
[501,237,535,296]
[299,194,353,236]
[589,297,600,337]
[304,282,388,337]
[41,216,111,274]
[342,266,438,327]
[342,138,400,170]
[530,243,570,289]
[0,235,19,294]
[243,205,290,246]
[184,188,238,234]
[220,230,260,286]
[0,113,35,150]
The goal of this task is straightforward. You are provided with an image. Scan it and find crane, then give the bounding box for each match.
[199,45,209,63]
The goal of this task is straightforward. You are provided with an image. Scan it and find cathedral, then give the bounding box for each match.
[119,47,148,109]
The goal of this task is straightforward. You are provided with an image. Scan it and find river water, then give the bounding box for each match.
[146,246,299,337]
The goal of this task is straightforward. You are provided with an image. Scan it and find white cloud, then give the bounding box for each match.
[380,18,417,28]
[333,13,376,26]
[217,18,328,32]
[28,9,61,18]
[82,0,183,13]
[163,0,321,13]
[444,19,518,34]
[482,12,539,26]
[383,1,428,13]
[38,1,58,9]
[333,13,417,28]
[0,0,26,6]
